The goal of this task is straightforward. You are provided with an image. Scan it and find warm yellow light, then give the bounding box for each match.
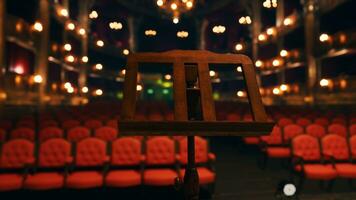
[66,55,75,63]
[272,59,280,67]
[236,66,242,72]
[280,84,288,91]
[237,91,245,97]
[283,18,293,26]
[267,27,275,35]
[258,33,267,41]
[320,79,329,87]
[319,33,330,42]
[136,85,143,91]
[33,21,43,32]
[59,8,69,17]
[64,43,72,51]
[255,60,263,68]
[33,74,43,83]
[64,82,72,89]
[273,88,281,95]
[95,63,103,70]
[78,28,86,35]
[177,31,189,38]
[171,3,177,10]
[89,10,98,19]
[186,1,193,8]
[109,22,123,30]
[123,49,130,55]
[280,50,288,57]
[209,70,216,77]
[212,25,226,34]
[156,0,163,6]
[121,69,126,75]
[67,22,75,30]
[96,40,104,47]
[235,43,243,51]
[164,74,172,80]
[81,56,88,63]
[95,89,103,96]
[173,17,179,24]
[81,87,89,93]
[145,29,157,36]
[67,87,74,93]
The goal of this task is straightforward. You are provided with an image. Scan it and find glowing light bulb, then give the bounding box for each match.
[33,74,43,83]
[64,43,72,51]
[95,64,103,70]
[255,60,263,68]
[157,0,163,6]
[171,3,177,10]
[209,70,216,77]
[280,50,288,57]
[235,43,243,51]
[33,21,43,32]
[237,91,245,97]
[164,74,172,80]
[123,49,130,55]
[81,87,89,93]
[67,23,75,30]
[59,8,69,17]
[66,55,75,63]
[95,89,103,96]
[81,56,88,63]
[173,17,179,24]
[320,79,329,87]
[319,33,330,42]
[96,40,104,47]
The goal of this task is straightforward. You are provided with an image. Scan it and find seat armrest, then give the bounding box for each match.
[208,153,216,161]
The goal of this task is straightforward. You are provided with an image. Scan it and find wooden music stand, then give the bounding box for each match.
[119,50,274,200]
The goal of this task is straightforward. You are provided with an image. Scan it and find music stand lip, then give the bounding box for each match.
[118,120,275,136]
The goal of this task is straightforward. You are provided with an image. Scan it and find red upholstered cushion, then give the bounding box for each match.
[67,126,90,142]
[106,119,118,128]
[243,137,259,145]
[0,174,23,191]
[284,124,304,141]
[38,139,71,167]
[0,139,34,169]
[306,124,326,138]
[296,164,337,180]
[143,169,177,186]
[278,118,293,127]
[321,134,349,160]
[84,119,103,130]
[24,173,64,190]
[314,118,329,127]
[349,124,356,136]
[10,127,35,141]
[296,118,312,127]
[328,124,347,137]
[111,137,142,166]
[180,167,215,185]
[349,136,356,157]
[75,138,107,167]
[106,170,141,187]
[39,127,64,142]
[179,137,209,164]
[266,147,290,158]
[260,126,282,145]
[95,126,118,142]
[292,135,321,161]
[146,137,175,165]
[334,163,356,178]
[66,171,103,188]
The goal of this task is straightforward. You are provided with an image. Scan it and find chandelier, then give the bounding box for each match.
[156,0,195,24]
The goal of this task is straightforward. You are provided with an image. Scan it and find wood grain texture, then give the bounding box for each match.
[197,62,216,121]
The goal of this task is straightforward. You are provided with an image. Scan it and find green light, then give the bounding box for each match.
[162,82,173,88]
[156,79,163,84]
[213,92,220,100]
[162,89,169,94]
[116,92,123,99]
[147,89,154,94]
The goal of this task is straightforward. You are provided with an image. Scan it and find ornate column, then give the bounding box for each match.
[36,0,50,104]
[304,0,319,102]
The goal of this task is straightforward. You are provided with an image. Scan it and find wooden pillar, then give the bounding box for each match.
[196,18,208,50]
[78,0,89,91]
[304,0,319,101]
[276,0,285,84]
[127,16,141,52]
[36,0,50,104]
[252,0,262,86]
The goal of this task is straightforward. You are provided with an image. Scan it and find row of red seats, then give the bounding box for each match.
[0,136,216,191]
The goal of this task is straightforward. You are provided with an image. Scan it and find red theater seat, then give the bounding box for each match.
[106,119,118,128]
[94,126,118,142]
[0,139,34,191]
[10,127,35,141]
[314,117,329,127]
[278,118,293,127]
[328,124,347,137]
[39,127,64,142]
[67,126,90,142]
[296,118,312,127]
[350,124,356,136]
[24,139,72,190]
[321,134,356,178]
[177,137,216,185]
[283,124,304,142]
[143,137,178,186]
[106,137,143,187]
[66,138,107,189]
[349,136,356,158]
[306,124,326,138]
[84,119,103,130]
[292,135,337,180]
[62,120,81,130]
[40,120,58,128]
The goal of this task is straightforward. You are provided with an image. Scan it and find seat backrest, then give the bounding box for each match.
[39,127,64,142]
[331,118,346,125]
[40,120,58,128]
[350,124,356,136]
[106,119,118,128]
[111,137,141,166]
[314,117,329,127]
[306,124,326,138]
[62,120,81,130]
[67,126,90,142]
[283,124,304,141]
[349,135,356,158]
[261,126,282,145]
[75,138,107,167]
[10,127,35,141]
[328,124,347,137]
[296,118,312,127]
[321,134,349,160]
[84,119,103,130]
[179,136,209,164]
[38,138,71,167]
[292,135,321,161]
[0,139,34,169]
[146,136,175,166]
[278,118,293,127]
[94,126,118,142]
